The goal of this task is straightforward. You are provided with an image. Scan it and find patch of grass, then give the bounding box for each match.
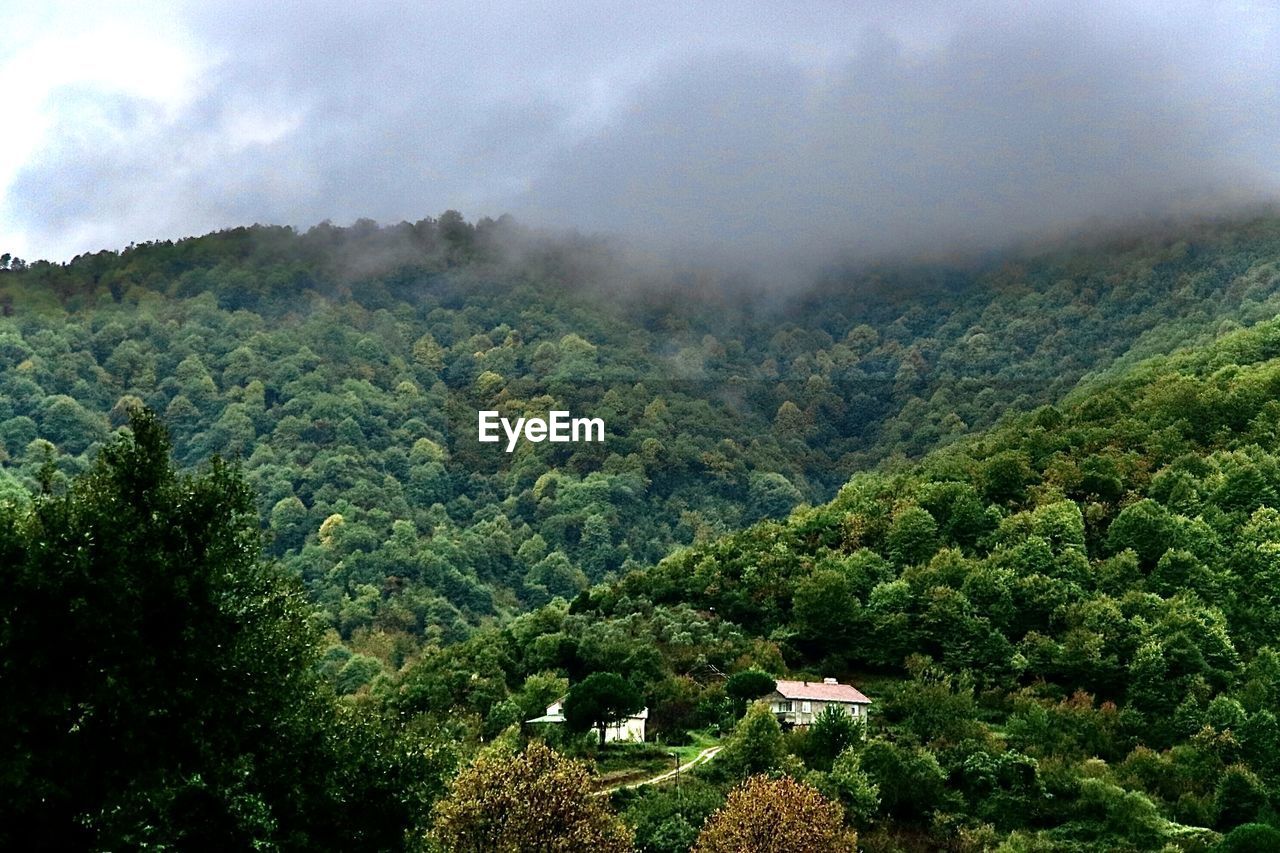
[592,730,723,787]
[594,743,673,775]
[668,729,721,766]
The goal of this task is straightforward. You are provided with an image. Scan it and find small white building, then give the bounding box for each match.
[526,699,649,743]
[768,678,871,727]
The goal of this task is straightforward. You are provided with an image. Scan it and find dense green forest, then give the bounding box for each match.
[8,215,1280,849]
[4,215,1280,667]
[343,310,1280,850]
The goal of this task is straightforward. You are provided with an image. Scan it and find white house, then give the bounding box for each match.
[526,699,649,743]
[768,678,871,727]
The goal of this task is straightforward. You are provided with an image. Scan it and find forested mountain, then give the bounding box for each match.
[3,213,1280,659]
[381,310,1280,850]
[8,215,1280,848]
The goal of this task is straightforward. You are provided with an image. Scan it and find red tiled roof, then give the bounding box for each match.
[773,679,872,704]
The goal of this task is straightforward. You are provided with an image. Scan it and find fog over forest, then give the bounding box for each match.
[4,1,1280,271]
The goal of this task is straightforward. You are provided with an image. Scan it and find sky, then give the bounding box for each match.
[2,1,1279,267]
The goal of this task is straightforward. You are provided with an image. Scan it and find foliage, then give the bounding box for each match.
[562,672,645,745]
[620,779,725,853]
[714,702,789,781]
[1218,823,1280,853]
[430,741,632,852]
[15,216,1280,847]
[0,413,445,850]
[725,669,776,715]
[693,775,856,852]
[829,747,881,826]
[803,705,865,772]
[8,215,1280,650]
[382,301,1280,848]
[858,739,949,824]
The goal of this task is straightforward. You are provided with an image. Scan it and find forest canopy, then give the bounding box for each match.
[3,213,1280,664]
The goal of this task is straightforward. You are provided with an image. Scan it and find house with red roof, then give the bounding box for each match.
[767,678,871,728]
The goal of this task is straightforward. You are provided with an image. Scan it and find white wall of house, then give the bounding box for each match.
[605,714,646,743]
[768,694,867,727]
[531,700,647,742]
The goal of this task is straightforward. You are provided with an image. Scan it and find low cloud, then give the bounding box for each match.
[4,1,1279,271]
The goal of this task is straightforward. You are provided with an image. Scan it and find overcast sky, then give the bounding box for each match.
[2,1,1279,266]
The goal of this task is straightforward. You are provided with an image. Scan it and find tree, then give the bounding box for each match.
[334,653,383,694]
[748,471,803,519]
[1029,500,1087,553]
[1074,777,1165,847]
[412,333,445,370]
[792,568,860,656]
[1219,823,1280,853]
[0,411,436,850]
[269,495,310,552]
[725,669,776,714]
[1214,764,1269,830]
[980,450,1033,505]
[885,506,940,566]
[1127,640,1173,714]
[36,394,106,455]
[694,775,856,852]
[1106,499,1180,568]
[716,701,788,780]
[525,550,589,605]
[858,739,948,823]
[830,747,880,826]
[514,671,570,721]
[890,664,981,744]
[772,400,812,443]
[431,741,632,852]
[623,780,724,853]
[562,672,645,746]
[579,513,617,578]
[805,704,864,771]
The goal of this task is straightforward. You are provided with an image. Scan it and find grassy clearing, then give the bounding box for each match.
[591,730,722,789]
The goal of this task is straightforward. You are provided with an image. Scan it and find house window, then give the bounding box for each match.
[775,701,793,713]
[801,701,812,713]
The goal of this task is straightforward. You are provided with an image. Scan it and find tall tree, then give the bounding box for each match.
[0,411,437,850]
[725,669,777,715]
[715,701,788,780]
[562,672,645,746]
[804,704,865,771]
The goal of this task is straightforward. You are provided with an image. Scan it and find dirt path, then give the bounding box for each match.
[595,746,722,795]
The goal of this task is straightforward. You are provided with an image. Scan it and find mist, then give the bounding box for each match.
[3,1,1279,272]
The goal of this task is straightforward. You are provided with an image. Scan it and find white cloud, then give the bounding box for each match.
[0,1,208,257]
[2,1,1279,266]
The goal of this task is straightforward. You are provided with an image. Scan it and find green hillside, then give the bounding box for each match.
[389,312,1280,850]
[4,215,1280,661]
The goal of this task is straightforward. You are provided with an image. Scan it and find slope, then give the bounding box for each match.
[2,214,1280,666]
